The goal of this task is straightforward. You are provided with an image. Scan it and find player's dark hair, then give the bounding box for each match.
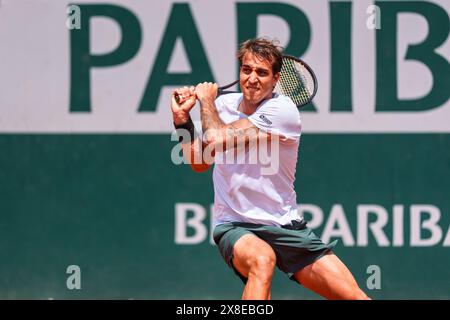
[237,38,284,74]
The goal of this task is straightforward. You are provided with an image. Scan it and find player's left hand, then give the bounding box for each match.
[171,86,197,125]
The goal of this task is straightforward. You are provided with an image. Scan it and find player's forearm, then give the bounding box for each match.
[172,110,191,126]
[199,97,224,134]
[198,98,263,153]
[199,97,230,149]
[182,137,206,164]
[180,137,213,172]
[199,104,248,152]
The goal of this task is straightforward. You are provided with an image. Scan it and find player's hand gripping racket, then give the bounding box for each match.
[173,55,318,109]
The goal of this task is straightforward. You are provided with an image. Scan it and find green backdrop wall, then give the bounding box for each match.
[0,134,448,299]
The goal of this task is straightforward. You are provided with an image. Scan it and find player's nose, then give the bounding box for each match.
[248,73,258,84]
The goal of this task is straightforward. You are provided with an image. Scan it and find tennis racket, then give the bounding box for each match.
[173,55,318,109]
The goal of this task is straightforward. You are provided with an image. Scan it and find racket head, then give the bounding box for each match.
[274,55,318,108]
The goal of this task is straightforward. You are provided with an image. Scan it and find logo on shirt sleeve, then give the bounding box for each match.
[259,114,272,125]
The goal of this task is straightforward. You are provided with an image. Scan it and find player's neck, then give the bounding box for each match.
[240,94,273,115]
[239,100,257,115]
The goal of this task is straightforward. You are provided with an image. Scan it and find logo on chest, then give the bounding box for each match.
[259,114,273,125]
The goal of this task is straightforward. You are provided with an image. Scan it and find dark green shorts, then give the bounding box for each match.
[213,220,337,284]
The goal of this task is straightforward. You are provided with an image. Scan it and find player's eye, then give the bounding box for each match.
[241,66,251,74]
[257,70,269,77]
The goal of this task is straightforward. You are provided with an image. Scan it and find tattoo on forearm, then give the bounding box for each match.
[200,98,262,150]
[200,98,224,132]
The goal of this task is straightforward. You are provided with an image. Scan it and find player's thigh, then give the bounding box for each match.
[293,252,367,300]
[232,234,276,278]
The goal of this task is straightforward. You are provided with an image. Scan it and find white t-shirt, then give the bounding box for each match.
[211,93,302,227]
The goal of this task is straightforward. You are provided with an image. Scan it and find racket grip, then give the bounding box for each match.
[174,91,195,104]
[174,92,182,104]
[174,88,228,104]
[173,91,198,104]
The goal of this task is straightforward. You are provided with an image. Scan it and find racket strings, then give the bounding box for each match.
[276,58,313,106]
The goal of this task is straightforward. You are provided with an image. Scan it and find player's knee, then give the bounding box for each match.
[249,253,276,282]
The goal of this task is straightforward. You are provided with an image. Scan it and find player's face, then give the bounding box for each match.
[240,52,280,106]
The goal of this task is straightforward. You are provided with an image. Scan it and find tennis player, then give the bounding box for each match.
[171,38,369,300]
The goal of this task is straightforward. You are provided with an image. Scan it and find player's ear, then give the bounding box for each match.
[273,72,280,84]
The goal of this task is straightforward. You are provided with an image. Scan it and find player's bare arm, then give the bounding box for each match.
[196,82,271,152]
[171,86,212,172]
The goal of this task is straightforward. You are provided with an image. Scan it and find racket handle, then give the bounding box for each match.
[174,84,237,104]
[174,92,182,104]
[173,91,199,104]
[173,91,194,104]
[173,91,214,105]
